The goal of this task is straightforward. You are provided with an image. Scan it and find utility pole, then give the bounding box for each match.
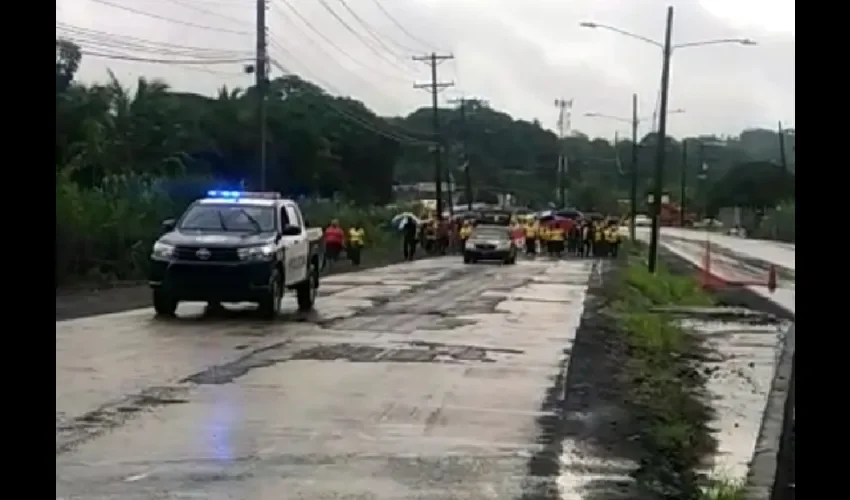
[777,121,788,172]
[255,0,268,190]
[459,101,472,211]
[680,140,687,227]
[697,142,708,217]
[445,169,455,217]
[647,5,674,273]
[555,98,573,207]
[629,93,639,242]
[447,97,488,211]
[414,53,454,220]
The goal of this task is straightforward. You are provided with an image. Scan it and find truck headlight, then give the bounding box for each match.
[497,240,511,249]
[238,243,276,261]
[151,242,175,260]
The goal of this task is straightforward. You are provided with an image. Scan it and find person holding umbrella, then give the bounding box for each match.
[396,214,419,261]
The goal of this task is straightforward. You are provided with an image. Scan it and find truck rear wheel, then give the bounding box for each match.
[296,260,319,311]
[153,290,178,317]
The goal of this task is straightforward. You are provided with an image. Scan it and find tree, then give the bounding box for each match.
[56,39,81,94]
[708,161,795,212]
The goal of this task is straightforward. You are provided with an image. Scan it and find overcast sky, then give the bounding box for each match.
[57,0,794,139]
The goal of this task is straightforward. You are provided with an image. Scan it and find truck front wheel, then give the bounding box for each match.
[257,268,283,319]
[296,260,319,311]
[153,290,178,317]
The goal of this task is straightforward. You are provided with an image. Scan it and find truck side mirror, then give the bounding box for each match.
[161,218,176,233]
[280,224,301,236]
[303,218,310,228]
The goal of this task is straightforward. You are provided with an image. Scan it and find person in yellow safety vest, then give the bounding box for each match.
[603,224,619,257]
[593,221,605,257]
[523,219,538,256]
[539,224,550,255]
[347,223,366,266]
[459,221,473,248]
[422,219,438,254]
[549,224,566,257]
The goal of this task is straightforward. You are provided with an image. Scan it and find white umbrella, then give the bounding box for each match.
[391,212,421,230]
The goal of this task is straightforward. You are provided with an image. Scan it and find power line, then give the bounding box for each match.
[161,0,249,26]
[369,0,442,52]
[315,0,417,75]
[142,0,247,5]
[71,38,249,60]
[265,32,411,108]
[80,50,251,65]
[266,48,428,143]
[56,24,251,57]
[58,35,248,61]
[270,0,408,83]
[333,0,418,55]
[89,0,251,35]
[63,4,434,147]
[271,59,431,145]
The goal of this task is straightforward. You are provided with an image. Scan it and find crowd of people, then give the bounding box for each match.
[321,211,624,268]
[395,211,624,261]
[513,215,623,258]
[322,219,366,268]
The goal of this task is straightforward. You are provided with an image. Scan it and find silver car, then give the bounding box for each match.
[463,225,517,264]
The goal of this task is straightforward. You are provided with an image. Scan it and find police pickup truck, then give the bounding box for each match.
[149,191,324,319]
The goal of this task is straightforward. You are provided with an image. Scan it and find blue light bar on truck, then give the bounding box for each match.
[206,190,281,200]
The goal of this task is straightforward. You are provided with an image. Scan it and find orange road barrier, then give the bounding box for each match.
[698,239,777,293]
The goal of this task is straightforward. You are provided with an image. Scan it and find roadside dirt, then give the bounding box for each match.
[55,251,421,321]
[523,259,643,500]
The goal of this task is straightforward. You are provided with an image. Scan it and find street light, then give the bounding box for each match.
[578,21,756,51]
[584,106,686,242]
[579,11,755,272]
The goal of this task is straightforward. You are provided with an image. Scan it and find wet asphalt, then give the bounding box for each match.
[57,256,595,499]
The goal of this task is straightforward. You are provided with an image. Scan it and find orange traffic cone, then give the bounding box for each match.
[767,265,777,293]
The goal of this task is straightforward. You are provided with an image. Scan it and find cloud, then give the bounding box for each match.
[57,0,794,139]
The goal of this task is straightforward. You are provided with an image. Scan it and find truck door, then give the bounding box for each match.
[280,203,308,285]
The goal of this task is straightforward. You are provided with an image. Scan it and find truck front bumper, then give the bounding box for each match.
[149,259,276,302]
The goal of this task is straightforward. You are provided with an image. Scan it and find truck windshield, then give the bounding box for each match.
[179,204,276,232]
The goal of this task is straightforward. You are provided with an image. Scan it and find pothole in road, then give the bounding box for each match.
[288,341,516,364]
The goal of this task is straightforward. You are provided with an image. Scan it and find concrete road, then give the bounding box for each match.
[57,257,596,499]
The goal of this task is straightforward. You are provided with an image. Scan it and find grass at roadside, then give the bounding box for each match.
[701,477,745,500]
[604,242,722,500]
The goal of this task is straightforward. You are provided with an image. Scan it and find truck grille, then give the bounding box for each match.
[175,246,240,262]
[475,244,497,251]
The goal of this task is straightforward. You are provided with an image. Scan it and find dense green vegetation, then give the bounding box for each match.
[56,38,795,285]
